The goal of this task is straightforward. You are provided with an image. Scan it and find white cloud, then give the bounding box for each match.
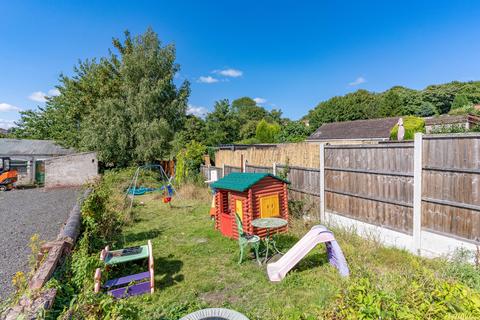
[198,76,219,84]
[0,103,21,112]
[187,104,208,118]
[253,97,267,104]
[214,68,243,78]
[29,88,61,102]
[29,91,48,102]
[48,88,60,96]
[0,119,16,129]
[348,76,366,86]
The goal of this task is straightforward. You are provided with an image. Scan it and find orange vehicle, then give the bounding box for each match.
[0,157,17,191]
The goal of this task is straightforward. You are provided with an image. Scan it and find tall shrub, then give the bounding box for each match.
[175,141,207,183]
[390,116,425,140]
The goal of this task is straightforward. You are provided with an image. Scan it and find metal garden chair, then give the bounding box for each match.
[235,213,261,265]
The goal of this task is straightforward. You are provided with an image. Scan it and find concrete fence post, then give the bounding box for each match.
[319,143,326,222]
[273,163,277,175]
[413,133,423,254]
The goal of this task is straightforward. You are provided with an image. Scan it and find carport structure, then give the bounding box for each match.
[0,138,74,185]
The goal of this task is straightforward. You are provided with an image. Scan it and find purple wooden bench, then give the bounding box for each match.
[104,271,150,289]
[108,281,151,298]
[94,240,155,299]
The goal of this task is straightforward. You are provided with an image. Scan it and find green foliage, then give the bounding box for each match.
[14,28,189,166]
[307,81,480,131]
[204,99,240,146]
[255,119,280,143]
[390,116,425,140]
[416,101,438,117]
[175,141,207,184]
[328,270,480,319]
[46,169,142,319]
[448,105,477,116]
[276,120,310,142]
[452,94,472,110]
[172,115,207,156]
[443,249,480,291]
[430,124,470,134]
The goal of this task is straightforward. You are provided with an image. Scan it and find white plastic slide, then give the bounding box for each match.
[267,225,349,281]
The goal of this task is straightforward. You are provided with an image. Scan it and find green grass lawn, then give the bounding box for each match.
[99,188,480,319]
[115,194,343,319]
[45,172,480,320]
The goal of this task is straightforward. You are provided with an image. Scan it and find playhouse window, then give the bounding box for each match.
[235,199,243,219]
[260,194,280,218]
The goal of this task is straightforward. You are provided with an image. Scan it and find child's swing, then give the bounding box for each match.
[161,184,174,203]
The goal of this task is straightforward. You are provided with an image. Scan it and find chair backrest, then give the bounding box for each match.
[234,213,244,237]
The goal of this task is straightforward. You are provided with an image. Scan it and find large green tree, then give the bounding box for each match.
[15,29,189,166]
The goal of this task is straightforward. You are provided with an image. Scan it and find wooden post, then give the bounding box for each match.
[222,163,225,177]
[413,133,423,254]
[94,268,101,293]
[148,240,154,293]
[319,143,326,223]
[240,154,244,172]
[273,163,277,175]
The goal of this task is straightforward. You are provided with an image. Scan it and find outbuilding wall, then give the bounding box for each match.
[44,152,98,188]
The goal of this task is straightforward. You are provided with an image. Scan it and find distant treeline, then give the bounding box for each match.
[306,82,480,130]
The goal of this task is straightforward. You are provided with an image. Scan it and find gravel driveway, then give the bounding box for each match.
[0,187,81,301]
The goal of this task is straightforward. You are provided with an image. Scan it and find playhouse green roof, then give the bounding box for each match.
[210,172,289,192]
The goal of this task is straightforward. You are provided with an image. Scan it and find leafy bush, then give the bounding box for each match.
[255,119,280,143]
[452,94,472,110]
[175,141,207,184]
[443,249,480,291]
[430,124,470,134]
[449,105,475,115]
[327,269,480,319]
[390,116,425,140]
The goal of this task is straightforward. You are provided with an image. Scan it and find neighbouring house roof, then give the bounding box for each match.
[424,115,469,126]
[211,172,289,192]
[0,138,75,156]
[307,117,400,141]
[0,128,8,135]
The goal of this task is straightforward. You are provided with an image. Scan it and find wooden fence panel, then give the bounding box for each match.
[245,164,273,174]
[324,144,414,234]
[200,165,223,180]
[422,134,480,241]
[224,165,241,176]
[276,164,321,217]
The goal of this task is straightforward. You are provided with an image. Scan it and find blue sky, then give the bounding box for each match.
[1,1,480,129]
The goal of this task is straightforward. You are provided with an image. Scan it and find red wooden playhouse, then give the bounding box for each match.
[210,172,290,239]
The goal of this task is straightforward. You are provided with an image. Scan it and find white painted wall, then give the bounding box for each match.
[44,152,98,188]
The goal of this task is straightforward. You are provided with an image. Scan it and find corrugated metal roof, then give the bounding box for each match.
[0,138,75,156]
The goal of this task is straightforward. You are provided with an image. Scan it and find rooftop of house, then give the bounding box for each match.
[0,138,75,156]
[307,117,400,141]
[423,114,470,126]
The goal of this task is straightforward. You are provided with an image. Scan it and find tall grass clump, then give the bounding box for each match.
[46,168,142,319]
